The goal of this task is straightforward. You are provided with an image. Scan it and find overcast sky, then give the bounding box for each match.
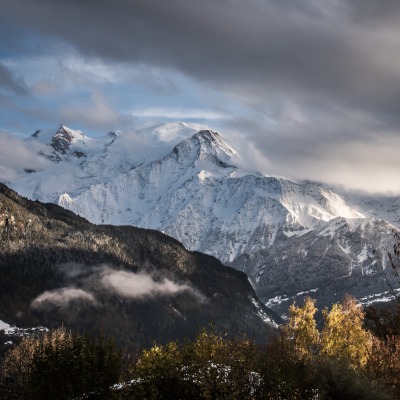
[1,0,400,193]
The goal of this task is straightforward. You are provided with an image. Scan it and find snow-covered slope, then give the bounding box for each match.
[11,122,209,202]
[5,122,400,316]
[58,131,365,264]
[342,192,400,228]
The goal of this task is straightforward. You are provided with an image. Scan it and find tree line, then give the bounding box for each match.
[2,294,400,399]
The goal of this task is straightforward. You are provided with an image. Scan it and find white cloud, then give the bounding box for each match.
[0,130,51,180]
[32,264,202,307]
[131,107,229,121]
[31,288,96,309]
[100,269,193,299]
[2,55,123,88]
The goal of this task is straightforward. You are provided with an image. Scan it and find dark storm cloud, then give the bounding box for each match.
[2,0,400,192]
[227,110,400,193]
[346,0,400,22]
[0,63,27,95]
[2,0,400,116]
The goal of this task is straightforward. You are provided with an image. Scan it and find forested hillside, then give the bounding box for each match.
[0,183,277,351]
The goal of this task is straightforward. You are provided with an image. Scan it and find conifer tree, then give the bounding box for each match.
[0,327,121,400]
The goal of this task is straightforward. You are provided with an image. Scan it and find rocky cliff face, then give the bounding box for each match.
[233,217,397,317]
[0,183,278,350]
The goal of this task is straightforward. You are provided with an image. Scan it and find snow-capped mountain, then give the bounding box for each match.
[4,122,400,316]
[12,122,209,202]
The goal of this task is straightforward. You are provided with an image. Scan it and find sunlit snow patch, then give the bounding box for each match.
[250,297,278,328]
[0,319,48,337]
[264,295,291,308]
[358,289,400,306]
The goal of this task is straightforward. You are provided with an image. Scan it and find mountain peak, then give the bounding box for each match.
[51,126,86,154]
[29,126,87,154]
[194,130,237,157]
[183,130,238,168]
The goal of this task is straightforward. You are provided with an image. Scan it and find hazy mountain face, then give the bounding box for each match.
[4,122,400,317]
[0,183,277,349]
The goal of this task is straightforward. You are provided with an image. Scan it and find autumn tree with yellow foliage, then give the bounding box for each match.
[284,295,372,369]
[284,296,319,359]
[320,295,372,368]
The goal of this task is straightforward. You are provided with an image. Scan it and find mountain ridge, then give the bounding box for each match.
[4,122,400,317]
